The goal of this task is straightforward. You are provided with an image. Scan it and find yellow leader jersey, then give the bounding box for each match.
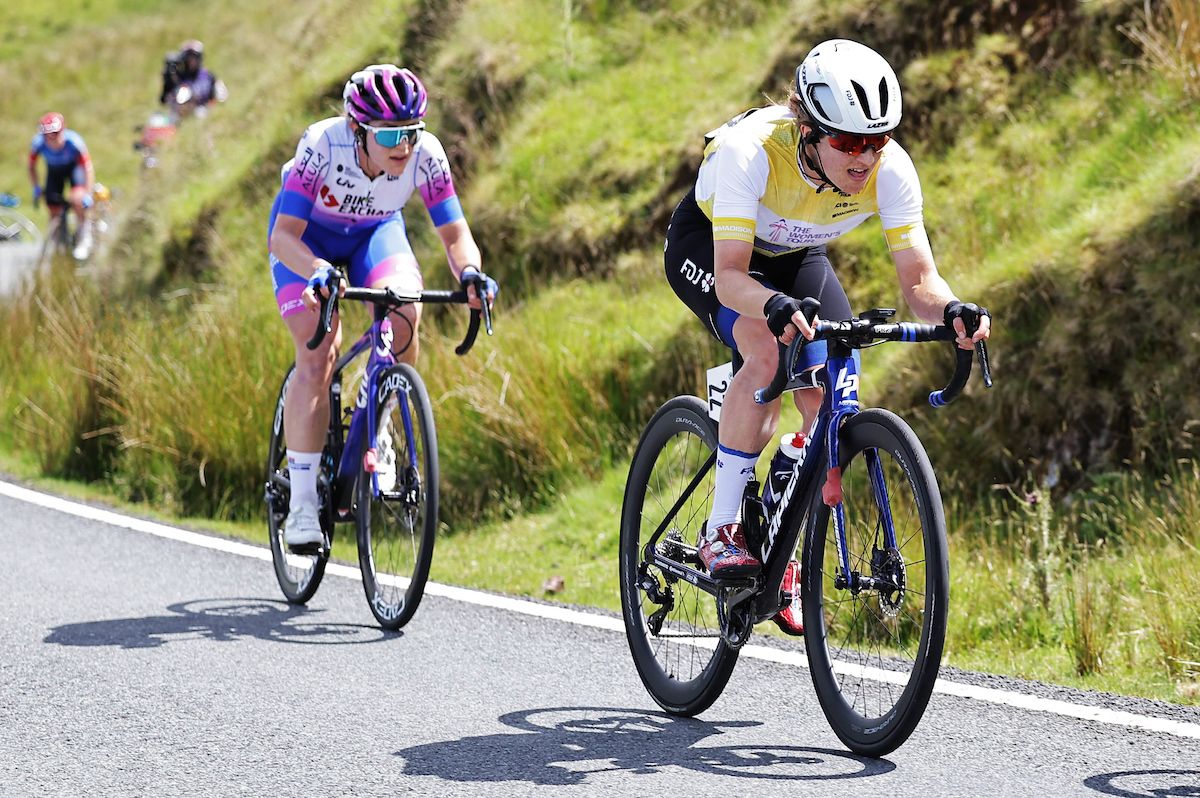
[695,106,928,257]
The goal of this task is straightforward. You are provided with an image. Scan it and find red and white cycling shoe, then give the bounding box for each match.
[697,522,762,578]
[771,559,804,635]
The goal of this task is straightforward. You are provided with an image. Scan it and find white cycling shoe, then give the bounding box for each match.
[72,222,93,261]
[283,504,323,548]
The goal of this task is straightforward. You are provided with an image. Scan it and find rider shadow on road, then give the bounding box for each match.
[395,706,895,786]
[1084,769,1200,797]
[43,597,392,649]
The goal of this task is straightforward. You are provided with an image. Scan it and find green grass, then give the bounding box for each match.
[2,0,1200,705]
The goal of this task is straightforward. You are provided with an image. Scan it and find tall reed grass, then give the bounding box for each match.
[1121,0,1200,98]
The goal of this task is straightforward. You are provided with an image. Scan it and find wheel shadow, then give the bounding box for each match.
[395,706,894,786]
[1084,769,1200,797]
[43,597,392,649]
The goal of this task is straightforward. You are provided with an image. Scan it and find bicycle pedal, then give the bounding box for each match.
[286,541,324,556]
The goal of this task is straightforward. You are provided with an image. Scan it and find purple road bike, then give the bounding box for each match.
[265,280,492,630]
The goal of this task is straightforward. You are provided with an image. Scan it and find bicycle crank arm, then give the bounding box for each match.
[649,552,756,597]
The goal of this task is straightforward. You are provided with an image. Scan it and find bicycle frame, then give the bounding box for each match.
[761,337,901,610]
[328,304,415,518]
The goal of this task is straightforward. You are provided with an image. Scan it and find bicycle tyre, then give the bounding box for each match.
[620,395,739,715]
[357,363,437,630]
[36,214,63,269]
[265,366,329,604]
[801,407,948,756]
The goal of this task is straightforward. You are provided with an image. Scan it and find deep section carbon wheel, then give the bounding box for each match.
[620,396,739,715]
[801,408,948,756]
[357,363,437,631]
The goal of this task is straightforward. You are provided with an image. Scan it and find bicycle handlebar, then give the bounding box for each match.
[305,285,495,355]
[754,315,992,407]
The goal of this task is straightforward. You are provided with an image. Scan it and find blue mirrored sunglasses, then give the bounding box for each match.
[361,121,424,148]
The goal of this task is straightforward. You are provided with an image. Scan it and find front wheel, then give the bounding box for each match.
[357,363,438,630]
[801,408,949,757]
[619,395,739,716]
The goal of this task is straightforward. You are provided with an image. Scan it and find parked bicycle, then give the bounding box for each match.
[264,278,493,630]
[619,302,992,756]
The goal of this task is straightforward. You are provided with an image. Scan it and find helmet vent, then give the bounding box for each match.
[807,85,839,125]
[877,77,890,117]
[850,80,871,116]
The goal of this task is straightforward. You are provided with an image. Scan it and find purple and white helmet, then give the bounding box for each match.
[343,64,428,123]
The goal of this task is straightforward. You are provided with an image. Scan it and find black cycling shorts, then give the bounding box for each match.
[663,186,853,359]
[44,164,85,208]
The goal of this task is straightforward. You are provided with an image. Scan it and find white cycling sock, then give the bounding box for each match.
[707,444,760,529]
[286,450,321,512]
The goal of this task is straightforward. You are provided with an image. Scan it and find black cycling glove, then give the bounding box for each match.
[943,300,990,335]
[460,267,499,301]
[764,293,819,338]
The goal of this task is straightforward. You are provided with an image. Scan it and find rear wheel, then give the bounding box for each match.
[357,363,437,630]
[265,366,329,604]
[801,408,948,756]
[619,396,738,716]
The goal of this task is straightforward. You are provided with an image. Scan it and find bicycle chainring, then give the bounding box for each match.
[716,587,755,649]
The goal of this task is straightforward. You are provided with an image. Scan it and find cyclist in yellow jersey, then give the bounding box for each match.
[664,39,991,632]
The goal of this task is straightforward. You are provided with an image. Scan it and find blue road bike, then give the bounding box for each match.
[265,280,492,630]
[620,304,991,756]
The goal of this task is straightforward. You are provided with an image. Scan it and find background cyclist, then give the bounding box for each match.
[27,112,95,260]
[268,63,497,548]
[663,39,990,631]
[160,39,228,118]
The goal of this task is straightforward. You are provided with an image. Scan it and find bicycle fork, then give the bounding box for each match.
[820,353,900,598]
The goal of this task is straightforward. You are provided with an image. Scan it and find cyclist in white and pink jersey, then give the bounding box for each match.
[269,63,497,547]
[664,40,990,633]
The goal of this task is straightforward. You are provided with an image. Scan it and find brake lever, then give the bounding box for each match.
[976,340,993,388]
[306,290,338,350]
[480,287,494,336]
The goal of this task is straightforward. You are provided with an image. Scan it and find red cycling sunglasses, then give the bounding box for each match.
[821,127,890,156]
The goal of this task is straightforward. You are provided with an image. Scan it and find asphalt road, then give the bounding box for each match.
[2,483,1198,797]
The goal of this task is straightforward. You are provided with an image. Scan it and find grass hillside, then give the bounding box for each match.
[2,0,1198,701]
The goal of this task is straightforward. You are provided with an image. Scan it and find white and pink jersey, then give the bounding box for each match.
[277,116,464,234]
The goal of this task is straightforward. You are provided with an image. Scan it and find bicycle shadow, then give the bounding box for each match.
[43,597,392,649]
[1084,769,1200,797]
[395,706,894,786]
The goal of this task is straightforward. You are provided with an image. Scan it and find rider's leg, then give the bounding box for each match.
[663,189,767,574]
[356,217,424,365]
[709,316,781,528]
[280,307,341,543]
[68,184,92,258]
[282,308,341,453]
[272,235,343,543]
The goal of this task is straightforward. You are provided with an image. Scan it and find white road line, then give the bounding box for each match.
[5,478,1199,741]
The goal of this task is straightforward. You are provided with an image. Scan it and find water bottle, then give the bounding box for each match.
[761,432,808,517]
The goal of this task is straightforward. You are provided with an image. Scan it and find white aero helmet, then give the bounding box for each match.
[795,39,902,135]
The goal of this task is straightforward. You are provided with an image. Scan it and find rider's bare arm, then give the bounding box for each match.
[269,212,340,310]
[268,213,325,277]
[435,218,482,282]
[892,245,955,323]
[713,239,774,318]
[892,245,990,347]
